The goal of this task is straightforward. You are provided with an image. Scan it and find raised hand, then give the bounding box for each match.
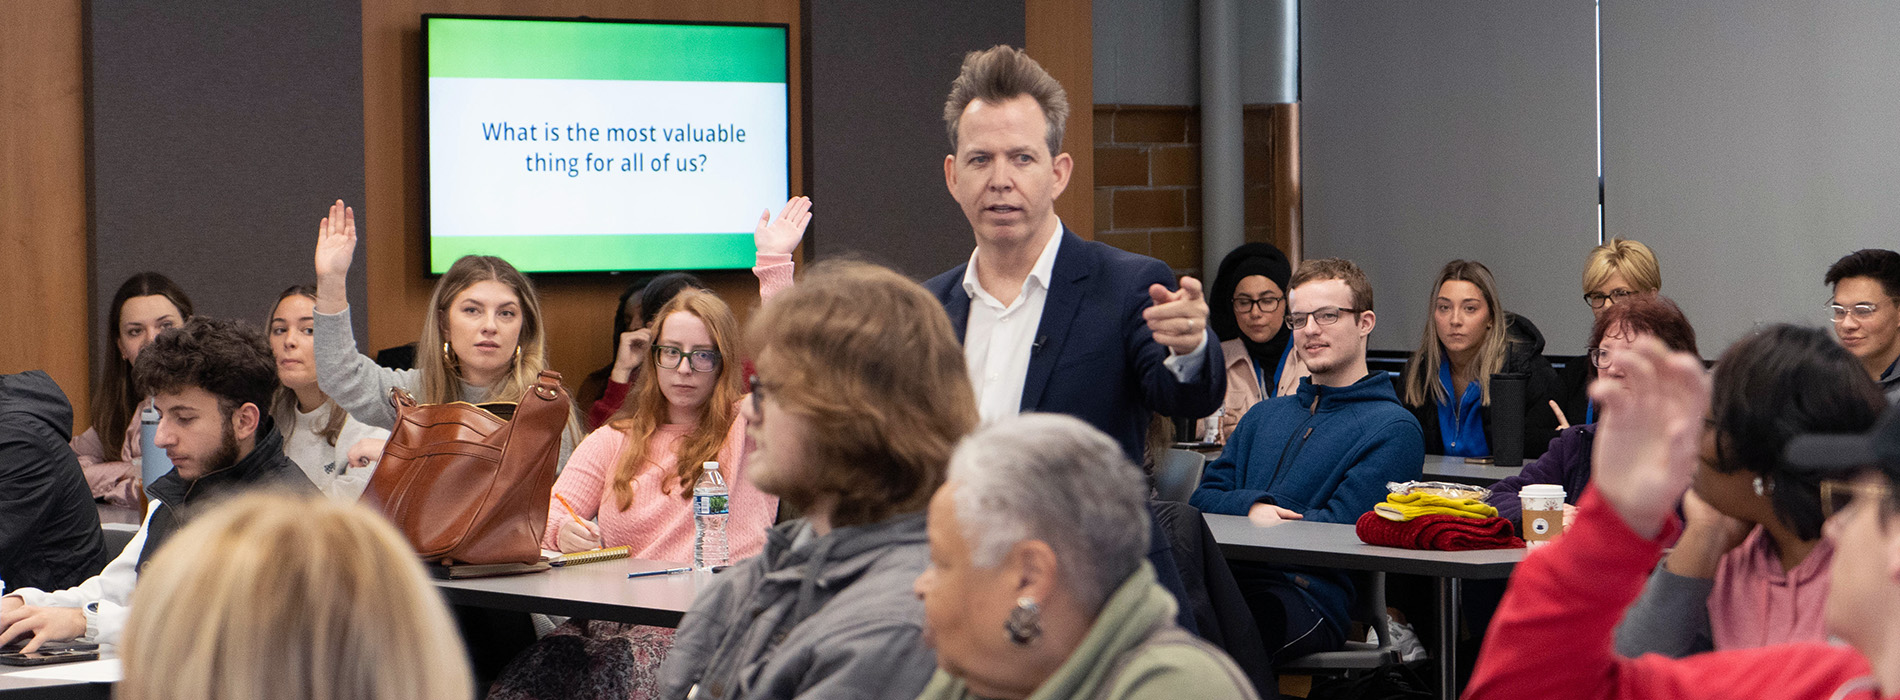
[1143,276,1211,355]
[754,196,812,256]
[609,328,654,383]
[314,199,357,314]
[1587,337,1710,539]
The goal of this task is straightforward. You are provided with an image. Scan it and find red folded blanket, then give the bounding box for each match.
[1355,512,1525,551]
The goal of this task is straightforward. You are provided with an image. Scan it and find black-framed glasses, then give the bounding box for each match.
[1584,288,1640,309]
[653,345,721,373]
[1821,478,1894,519]
[1286,306,1362,330]
[1586,347,1613,369]
[1827,301,1894,323]
[1232,295,1284,314]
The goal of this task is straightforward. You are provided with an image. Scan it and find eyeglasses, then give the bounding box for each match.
[1584,289,1640,309]
[1586,347,1614,369]
[1821,478,1895,519]
[747,375,775,421]
[1233,295,1284,314]
[1827,301,1894,323]
[1286,306,1362,330]
[653,345,721,373]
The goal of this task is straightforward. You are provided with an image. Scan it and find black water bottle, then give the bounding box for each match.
[1490,372,1528,466]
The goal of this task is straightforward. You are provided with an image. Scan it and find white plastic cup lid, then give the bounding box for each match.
[1520,484,1566,499]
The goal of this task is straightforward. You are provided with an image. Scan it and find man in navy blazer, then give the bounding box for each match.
[923,45,1225,464]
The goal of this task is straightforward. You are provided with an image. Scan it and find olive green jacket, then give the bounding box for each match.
[914,563,1260,700]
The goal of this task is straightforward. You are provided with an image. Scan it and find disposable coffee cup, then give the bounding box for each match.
[1520,484,1566,549]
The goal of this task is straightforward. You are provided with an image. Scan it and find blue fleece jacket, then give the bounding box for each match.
[1191,371,1425,522]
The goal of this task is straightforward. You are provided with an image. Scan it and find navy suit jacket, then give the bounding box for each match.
[925,228,1226,463]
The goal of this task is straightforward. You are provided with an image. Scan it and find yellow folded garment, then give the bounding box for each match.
[1373,492,1499,521]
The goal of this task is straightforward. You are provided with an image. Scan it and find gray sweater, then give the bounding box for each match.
[313,307,574,469]
[658,513,937,700]
[1612,564,1715,658]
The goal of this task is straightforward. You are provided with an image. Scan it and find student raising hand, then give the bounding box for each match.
[754,196,812,256]
[313,199,356,315]
[1586,337,1709,539]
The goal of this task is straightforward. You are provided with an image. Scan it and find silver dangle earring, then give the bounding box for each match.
[1753,476,1774,496]
[1005,597,1042,646]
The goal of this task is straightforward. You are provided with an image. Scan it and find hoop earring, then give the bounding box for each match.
[1005,597,1042,646]
[441,341,457,371]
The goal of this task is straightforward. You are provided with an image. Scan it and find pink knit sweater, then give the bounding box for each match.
[543,405,777,562]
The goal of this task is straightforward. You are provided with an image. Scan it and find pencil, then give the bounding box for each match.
[554,494,586,527]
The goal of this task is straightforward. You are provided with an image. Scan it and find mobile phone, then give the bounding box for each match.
[1464,456,1496,465]
[0,648,100,666]
[0,640,97,654]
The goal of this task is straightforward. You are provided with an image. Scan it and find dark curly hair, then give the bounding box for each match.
[133,317,278,420]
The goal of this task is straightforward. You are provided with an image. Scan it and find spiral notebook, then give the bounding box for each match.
[549,545,632,567]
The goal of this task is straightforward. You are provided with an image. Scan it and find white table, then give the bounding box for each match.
[0,650,115,699]
[1206,515,1525,700]
[434,558,708,627]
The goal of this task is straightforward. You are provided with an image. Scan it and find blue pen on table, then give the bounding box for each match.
[627,567,694,579]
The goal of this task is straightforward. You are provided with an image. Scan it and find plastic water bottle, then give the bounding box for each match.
[138,404,172,487]
[692,463,730,570]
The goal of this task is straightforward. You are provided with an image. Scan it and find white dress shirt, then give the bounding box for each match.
[961,220,1208,423]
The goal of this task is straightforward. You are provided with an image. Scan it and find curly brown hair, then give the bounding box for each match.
[133,317,277,420]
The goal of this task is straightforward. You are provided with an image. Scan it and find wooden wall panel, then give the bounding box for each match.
[361,0,801,387]
[1026,0,1093,238]
[0,0,92,429]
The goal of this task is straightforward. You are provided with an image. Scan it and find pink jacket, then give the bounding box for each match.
[1710,526,1834,650]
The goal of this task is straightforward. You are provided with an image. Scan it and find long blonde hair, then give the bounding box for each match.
[608,290,746,510]
[1402,260,1510,407]
[417,255,551,406]
[119,492,471,700]
[418,255,582,444]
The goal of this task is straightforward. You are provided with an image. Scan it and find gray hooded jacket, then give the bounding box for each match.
[657,512,937,700]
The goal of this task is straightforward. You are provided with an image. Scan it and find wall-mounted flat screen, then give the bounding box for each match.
[424,15,789,273]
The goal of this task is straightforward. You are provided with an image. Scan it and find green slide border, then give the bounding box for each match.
[426,17,787,83]
[431,233,757,274]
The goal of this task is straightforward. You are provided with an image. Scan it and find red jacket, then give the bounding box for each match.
[1465,488,1879,700]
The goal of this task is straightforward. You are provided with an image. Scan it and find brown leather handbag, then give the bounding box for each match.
[362,370,569,568]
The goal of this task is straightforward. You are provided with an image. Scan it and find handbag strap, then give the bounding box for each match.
[389,386,418,411]
[531,370,562,402]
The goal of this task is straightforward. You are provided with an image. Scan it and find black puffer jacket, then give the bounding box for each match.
[0,371,110,591]
[1405,313,1563,460]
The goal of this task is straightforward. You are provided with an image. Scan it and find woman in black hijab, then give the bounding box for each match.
[1205,242,1303,442]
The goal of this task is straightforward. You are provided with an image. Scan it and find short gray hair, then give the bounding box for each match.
[942,45,1070,157]
[946,413,1150,613]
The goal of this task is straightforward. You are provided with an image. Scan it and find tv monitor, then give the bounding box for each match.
[423,15,790,274]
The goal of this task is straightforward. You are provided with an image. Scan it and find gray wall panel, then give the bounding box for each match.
[1299,0,1599,353]
[89,0,367,361]
[807,0,1023,279]
[1602,0,1900,352]
[1092,0,1296,105]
